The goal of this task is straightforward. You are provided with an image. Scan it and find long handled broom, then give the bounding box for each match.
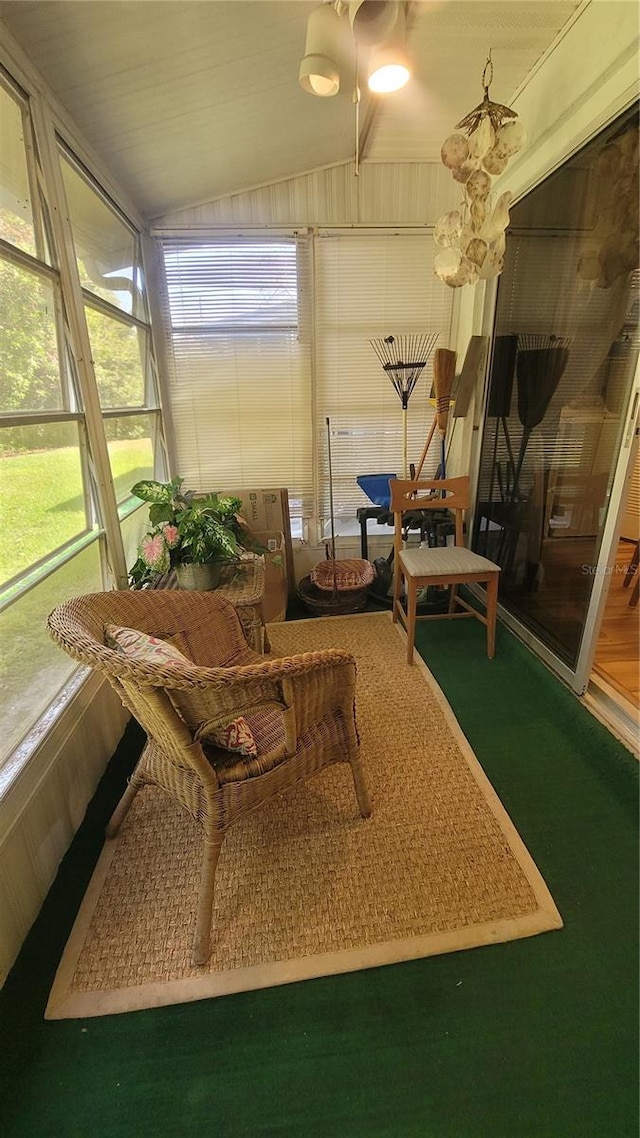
[415,348,457,479]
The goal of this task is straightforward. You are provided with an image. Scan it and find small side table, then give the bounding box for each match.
[216,555,270,653]
[356,506,392,560]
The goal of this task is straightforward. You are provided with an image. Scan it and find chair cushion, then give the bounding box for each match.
[399,546,500,577]
[311,558,375,591]
[104,624,191,668]
[200,702,287,783]
[196,714,258,758]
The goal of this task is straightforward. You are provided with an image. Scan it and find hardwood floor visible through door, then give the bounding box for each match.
[593,539,640,708]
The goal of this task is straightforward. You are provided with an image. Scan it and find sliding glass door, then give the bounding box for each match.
[473,105,639,685]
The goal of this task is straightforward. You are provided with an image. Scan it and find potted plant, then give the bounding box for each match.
[128,476,255,590]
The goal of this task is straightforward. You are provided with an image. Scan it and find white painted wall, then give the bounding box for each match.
[0,677,128,985]
[154,160,455,229]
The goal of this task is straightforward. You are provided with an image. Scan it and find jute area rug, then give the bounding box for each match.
[47,613,562,1019]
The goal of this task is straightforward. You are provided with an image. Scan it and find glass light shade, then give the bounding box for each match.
[368,49,410,93]
[309,73,339,97]
[299,53,340,96]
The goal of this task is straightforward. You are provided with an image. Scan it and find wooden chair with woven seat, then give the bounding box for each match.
[390,475,501,664]
[47,590,371,965]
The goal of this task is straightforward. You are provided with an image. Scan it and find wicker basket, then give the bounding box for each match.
[297,575,371,616]
[310,558,375,592]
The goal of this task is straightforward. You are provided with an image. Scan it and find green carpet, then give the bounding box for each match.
[0,616,638,1138]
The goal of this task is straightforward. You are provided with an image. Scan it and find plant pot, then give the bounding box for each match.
[175,562,225,591]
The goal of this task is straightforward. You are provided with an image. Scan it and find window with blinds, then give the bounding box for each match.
[161,238,313,523]
[314,233,453,528]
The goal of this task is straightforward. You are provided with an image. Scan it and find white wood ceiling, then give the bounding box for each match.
[0,0,581,221]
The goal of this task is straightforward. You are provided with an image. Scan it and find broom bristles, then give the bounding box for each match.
[433,348,456,434]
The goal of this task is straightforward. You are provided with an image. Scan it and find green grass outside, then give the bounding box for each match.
[0,440,152,763]
[0,439,152,584]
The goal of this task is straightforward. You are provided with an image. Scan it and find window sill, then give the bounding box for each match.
[0,666,98,804]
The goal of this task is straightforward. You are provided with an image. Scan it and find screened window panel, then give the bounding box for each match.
[60,153,141,318]
[162,239,313,517]
[0,259,65,413]
[0,541,103,767]
[85,305,147,409]
[120,503,150,570]
[0,83,37,258]
[314,234,453,524]
[0,421,90,584]
[61,145,164,518]
[104,412,157,504]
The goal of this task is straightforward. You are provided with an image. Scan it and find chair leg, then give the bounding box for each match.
[448,584,458,613]
[630,576,639,608]
[485,573,499,659]
[193,831,223,967]
[105,770,144,838]
[406,577,418,665]
[623,540,639,588]
[392,561,403,623]
[349,753,372,818]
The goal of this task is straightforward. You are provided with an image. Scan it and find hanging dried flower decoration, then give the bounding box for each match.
[434,54,526,289]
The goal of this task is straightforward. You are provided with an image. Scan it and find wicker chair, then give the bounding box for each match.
[47,590,371,965]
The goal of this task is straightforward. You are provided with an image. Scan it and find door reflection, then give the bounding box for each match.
[474,107,639,668]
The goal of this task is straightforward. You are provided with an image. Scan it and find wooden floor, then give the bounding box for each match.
[593,539,639,708]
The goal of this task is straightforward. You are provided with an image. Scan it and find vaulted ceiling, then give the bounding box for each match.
[0,0,582,220]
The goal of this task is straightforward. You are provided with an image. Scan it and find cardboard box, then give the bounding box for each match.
[220,487,296,597]
[251,530,288,624]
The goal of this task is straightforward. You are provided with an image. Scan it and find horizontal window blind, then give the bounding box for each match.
[161,238,313,518]
[314,233,453,525]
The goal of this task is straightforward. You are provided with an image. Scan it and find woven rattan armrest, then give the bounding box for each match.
[165,650,357,755]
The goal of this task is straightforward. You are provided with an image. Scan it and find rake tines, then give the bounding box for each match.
[370,333,439,476]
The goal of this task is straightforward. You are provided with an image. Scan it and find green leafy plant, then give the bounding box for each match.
[128,476,258,588]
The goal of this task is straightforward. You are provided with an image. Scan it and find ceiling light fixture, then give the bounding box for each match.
[367,5,410,93]
[298,3,344,97]
[349,0,399,45]
[299,1,411,99]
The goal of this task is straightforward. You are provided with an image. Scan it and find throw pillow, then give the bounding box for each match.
[196,715,258,757]
[104,624,191,668]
